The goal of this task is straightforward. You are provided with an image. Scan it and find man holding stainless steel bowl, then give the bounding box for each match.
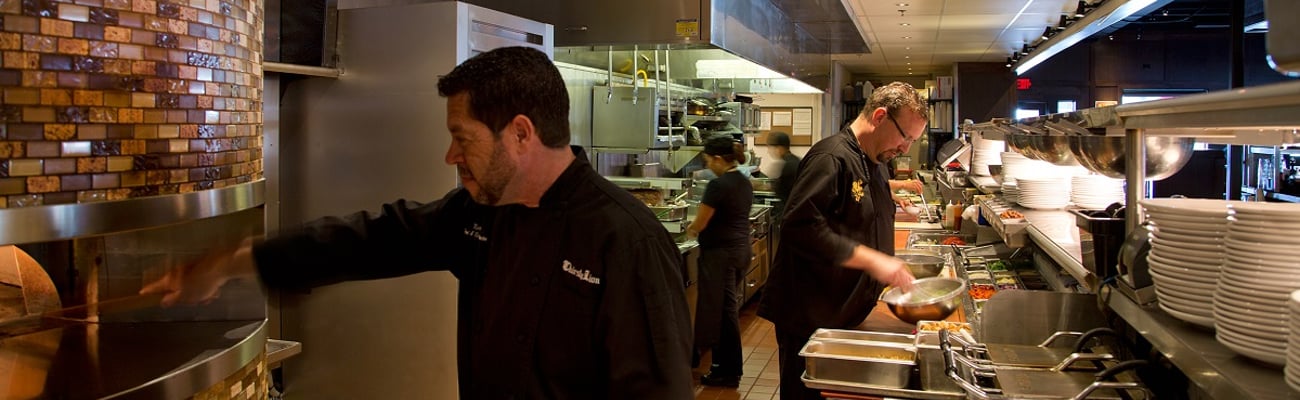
[758,82,927,400]
[141,47,693,399]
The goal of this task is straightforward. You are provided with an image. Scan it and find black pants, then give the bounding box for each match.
[775,325,822,400]
[696,246,748,376]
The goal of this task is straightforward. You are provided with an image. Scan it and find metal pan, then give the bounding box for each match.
[940,329,1152,400]
[949,327,1120,371]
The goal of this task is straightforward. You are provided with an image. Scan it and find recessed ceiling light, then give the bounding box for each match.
[906,62,911,65]
[902,36,912,39]
[905,47,911,50]
[908,72,914,75]
[896,3,909,6]
[908,68,912,70]
[904,55,910,59]
[900,23,910,26]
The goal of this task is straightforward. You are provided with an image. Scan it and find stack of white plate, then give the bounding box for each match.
[999,151,1055,182]
[969,137,1005,176]
[1140,198,1231,329]
[1001,180,1019,204]
[1015,176,1072,209]
[1215,201,1300,366]
[1070,174,1125,210]
[1287,290,1300,391]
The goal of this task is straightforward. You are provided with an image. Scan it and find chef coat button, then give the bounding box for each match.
[530,275,540,286]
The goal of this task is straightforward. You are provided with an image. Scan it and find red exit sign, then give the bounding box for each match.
[1016,78,1032,90]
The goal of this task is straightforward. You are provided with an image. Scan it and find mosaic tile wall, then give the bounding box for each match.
[0,0,263,208]
[189,350,268,400]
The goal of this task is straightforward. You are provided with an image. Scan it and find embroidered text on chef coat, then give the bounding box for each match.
[562,260,601,285]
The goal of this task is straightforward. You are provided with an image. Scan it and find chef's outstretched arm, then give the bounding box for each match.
[140,238,258,307]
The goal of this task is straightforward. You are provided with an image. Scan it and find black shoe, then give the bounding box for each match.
[700,372,741,388]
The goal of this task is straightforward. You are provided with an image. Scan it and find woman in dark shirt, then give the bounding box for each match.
[687,136,755,388]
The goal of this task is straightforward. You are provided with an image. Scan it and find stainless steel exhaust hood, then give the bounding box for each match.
[463,0,867,89]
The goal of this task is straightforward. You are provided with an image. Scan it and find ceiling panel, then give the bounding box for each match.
[941,0,1036,15]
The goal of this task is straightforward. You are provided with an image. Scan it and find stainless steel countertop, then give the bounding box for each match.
[1105,286,1298,400]
[0,319,266,399]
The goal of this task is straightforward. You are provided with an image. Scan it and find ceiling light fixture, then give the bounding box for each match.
[902,36,912,39]
[1005,57,1014,68]
[896,3,909,6]
[1014,0,1167,75]
[1040,27,1054,42]
[900,22,911,26]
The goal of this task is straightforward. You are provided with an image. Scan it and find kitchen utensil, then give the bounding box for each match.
[898,254,945,279]
[1067,135,1195,181]
[945,327,1120,371]
[881,277,966,324]
[799,339,916,388]
[940,329,1152,400]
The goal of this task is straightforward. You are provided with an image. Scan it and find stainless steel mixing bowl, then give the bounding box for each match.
[1027,134,1080,166]
[1067,135,1195,180]
[898,254,945,279]
[881,277,967,324]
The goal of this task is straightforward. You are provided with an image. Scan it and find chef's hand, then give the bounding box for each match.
[893,179,923,194]
[892,193,914,208]
[845,245,916,291]
[140,239,258,307]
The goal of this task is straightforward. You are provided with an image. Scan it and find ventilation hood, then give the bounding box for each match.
[463,0,867,91]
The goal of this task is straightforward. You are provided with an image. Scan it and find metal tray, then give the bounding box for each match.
[907,232,977,248]
[799,339,915,388]
[810,329,915,346]
[802,372,965,400]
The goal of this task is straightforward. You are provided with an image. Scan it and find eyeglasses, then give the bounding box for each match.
[887,112,919,146]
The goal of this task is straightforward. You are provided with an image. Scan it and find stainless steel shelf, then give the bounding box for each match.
[0,180,265,245]
[1104,287,1299,400]
[264,61,341,78]
[1019,208,1092,292]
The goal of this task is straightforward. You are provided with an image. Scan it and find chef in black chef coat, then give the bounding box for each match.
[758,82,927,400]
[142,47,694,400]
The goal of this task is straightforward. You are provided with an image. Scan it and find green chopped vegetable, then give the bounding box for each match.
[988,260,1008,271]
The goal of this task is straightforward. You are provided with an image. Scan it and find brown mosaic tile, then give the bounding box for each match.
[60,173,89,190]
[120,138,142,154]
[26,140,56,157]
[57,37,88,54]
[42,190,75,204]
[39,18,73,38]
[105,187,127,200]
[0,69,18,85]
[3,52,39,69]
[102,25,128,42]
[0,142,21,158]
[73,89,101,105]
[38,53,71,70]
[23,0,58,18]
[4,15,39,34]
[117,42,140,59]
[76,123,104,138]
[22,34,56,52]
[8,159,41,175]
[9,193,43,207]
[6,124,41,140]
[104,0,129,11]
[72,22,104,40]
[141,108,163,122]
[116,107,141,122]
[90,139,118,155]
[21,69,54,86]
[26,175,57,192]
[43,122,74,139]
[77,156,106,173]
[87,40,115,57]
[76,189,106,202]
[129,0,153,14]
[89,171,114,187]
[102,91,126,106]
[88,7,118,24]
[0,32,20,50]
[0,0,18,14]
[57,71,86,87]
[119,169,142,186]
[75,0,104,8]
[0,177,25,195]
[164,109,184,123]
[167,138,184,152]
[22,106,53,122]
[104,123,130,138]
[133,124,155,138]
[56,105,88,123]
[145,169,164,184]
[105,155,128,170]
[39,87,70,104]
[87,106,113,122]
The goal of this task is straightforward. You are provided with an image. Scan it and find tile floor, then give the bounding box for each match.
[693,302,782,400]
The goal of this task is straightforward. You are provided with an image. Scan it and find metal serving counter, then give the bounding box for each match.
[1104,286,1297,400]
[1,318,268,399]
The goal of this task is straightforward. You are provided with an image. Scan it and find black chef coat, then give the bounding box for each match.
[252,147,693,399]
[758,126,895,337]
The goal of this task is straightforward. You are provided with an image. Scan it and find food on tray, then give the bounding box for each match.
[940,236,967,246]
[987,260,1008,271]
[999,210,1024,219]
[968,286,995,300]
[995,276,1017,285]
[917,321,972,334]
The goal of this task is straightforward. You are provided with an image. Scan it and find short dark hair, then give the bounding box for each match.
[863,81,929,122]
[437,47,571,148]
[767,131,791,148]
[703,136,747,164]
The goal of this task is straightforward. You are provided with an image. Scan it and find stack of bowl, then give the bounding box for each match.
[1287,290,1300,391]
